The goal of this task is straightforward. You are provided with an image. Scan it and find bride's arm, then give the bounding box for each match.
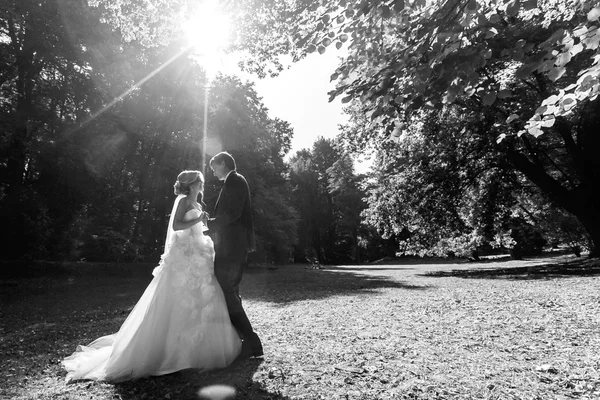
[172,198,203,231]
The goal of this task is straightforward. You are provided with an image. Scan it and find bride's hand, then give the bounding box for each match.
[199,212,209,224]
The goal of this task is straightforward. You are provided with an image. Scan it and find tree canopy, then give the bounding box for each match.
[229,0,600,138]
[0,0,299,263]
[3,0,599,263]
[230,0,600,256]
[289,138,377,264]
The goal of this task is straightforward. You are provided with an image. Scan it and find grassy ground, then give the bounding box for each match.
[1,254,600,399]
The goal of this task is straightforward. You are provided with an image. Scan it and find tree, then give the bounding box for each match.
[230,0,600,255]
[289,138,369,263]
[0,1,299,264]
[359,105,586,258]
[327,153,366,262]
[0,0,130,259]
[289,148,328,263]
[205,75,298,264]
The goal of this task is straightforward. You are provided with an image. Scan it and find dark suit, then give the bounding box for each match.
[207,171,262,352]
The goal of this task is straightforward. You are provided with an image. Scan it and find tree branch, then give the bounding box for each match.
[505,148,573,212]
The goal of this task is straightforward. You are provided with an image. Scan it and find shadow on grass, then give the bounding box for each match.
[112,358,290,400]
[367,257,469,266]
[0,263,430,394]
[240,266,431,304]
[0,264,429,316]
[422,257,600,280]
[0,265,429,340]
[0,274,153,334]
[364,250,578,269]
[329,266,417,271]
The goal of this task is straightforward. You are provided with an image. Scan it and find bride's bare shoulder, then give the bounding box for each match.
[175,197,192,214]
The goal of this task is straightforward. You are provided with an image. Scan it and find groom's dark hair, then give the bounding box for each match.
[210,151,236,171]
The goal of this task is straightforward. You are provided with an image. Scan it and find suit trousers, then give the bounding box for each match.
[213,251,260,347]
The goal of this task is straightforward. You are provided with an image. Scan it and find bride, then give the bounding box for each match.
[62,170,242,382]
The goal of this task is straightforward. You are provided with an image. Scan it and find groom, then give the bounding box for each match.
[204,151,263,358]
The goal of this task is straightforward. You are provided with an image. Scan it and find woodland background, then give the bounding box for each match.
[2,0,600,267]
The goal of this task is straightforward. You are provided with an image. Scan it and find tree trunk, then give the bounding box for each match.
[4,122,28,259]
[353,227,361,263]
[4,62,34,258]
[579,218,600,257]
[566,185,600,257]
[508,152,600,256]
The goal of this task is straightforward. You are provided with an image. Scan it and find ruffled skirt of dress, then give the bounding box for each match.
[62,233,241,382]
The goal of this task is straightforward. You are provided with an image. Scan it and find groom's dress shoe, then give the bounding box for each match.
[251,337,264,357]
[250,345,263,357]
[241,340,263,358]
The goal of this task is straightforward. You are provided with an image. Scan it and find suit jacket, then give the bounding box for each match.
[207,171,256,260]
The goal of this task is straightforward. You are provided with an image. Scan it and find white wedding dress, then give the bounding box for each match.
[62,196,242,382]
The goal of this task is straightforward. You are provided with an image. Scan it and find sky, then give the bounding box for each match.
[216,48,373,174]
[251,50,348,154]
[181,2,372,173]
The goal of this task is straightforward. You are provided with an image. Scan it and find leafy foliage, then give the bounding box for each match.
[206,76,298,264]
[232,0,600,137]
[231,0,600,256]
[289,138,385,263]
[360,99,592,258]
[0,1,297,263]
[0,0,129,259]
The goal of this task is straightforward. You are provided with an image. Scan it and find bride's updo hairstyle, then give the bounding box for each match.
[174,170,204,195]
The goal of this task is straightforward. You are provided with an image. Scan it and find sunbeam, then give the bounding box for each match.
[73,44,193,135]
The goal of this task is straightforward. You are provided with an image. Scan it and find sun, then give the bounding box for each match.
[183,0,231,75]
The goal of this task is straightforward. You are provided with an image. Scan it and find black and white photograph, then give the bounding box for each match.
[2,0,600,399]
